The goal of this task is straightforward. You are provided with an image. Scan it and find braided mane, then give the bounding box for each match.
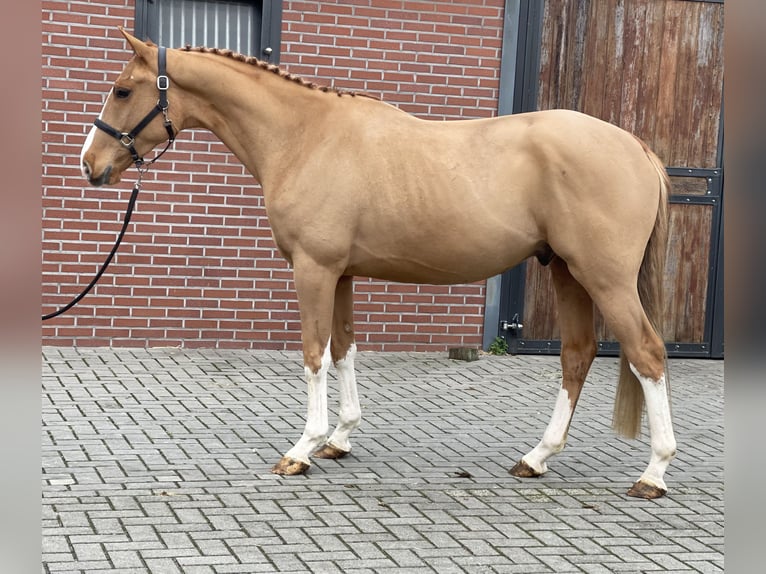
[181,45,372,98]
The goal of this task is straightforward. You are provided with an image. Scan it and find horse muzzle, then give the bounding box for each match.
[82,160,114,187]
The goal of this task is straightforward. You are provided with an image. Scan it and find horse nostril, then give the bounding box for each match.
[81,159,92,180]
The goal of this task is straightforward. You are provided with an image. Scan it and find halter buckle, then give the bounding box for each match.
[157,75,170,91]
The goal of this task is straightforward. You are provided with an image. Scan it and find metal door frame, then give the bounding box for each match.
[482,0,542,352]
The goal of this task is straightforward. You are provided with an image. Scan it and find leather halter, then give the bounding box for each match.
[94,45,176,167]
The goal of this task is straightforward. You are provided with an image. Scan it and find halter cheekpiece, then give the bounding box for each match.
[94,45,176,167]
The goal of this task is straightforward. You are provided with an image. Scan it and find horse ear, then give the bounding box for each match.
[118,26,153,61]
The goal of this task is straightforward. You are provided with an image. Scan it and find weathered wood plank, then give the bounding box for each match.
[653,0,682,165]
[662,203,712,342]
[619,0,646,135]
[581,0,608,120]
[669,0,700,167]
[523,259,558,340]
[668,176,709,195]
[689,3,724,167]
[634,0,665,145]
[601,0,622,125]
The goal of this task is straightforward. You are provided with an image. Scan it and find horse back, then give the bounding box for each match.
[268,105,663,283]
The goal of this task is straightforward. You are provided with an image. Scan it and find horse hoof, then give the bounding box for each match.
[509,459,542,478]
[312,443,350,459]
[627,480,667,499]
[271,457,310,475]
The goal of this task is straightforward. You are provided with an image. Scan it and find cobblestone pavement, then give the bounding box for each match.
[42,348,724,573]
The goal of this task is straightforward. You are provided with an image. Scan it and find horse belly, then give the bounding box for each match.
[346,256,527,285]
[346,220,539,285]
[343,158,542,283]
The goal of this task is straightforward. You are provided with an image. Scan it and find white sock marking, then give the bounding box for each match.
[629,363,676,491]
[326,343,361,453]
[283,341,332,464]
[522,387,573,474]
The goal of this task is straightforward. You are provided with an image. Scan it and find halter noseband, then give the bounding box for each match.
[94,45,176,168]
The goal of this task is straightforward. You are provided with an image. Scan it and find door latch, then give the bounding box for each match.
[500,313,523,332]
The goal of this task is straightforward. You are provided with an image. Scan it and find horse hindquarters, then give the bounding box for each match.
[513,139,674,498]
[597,148,675,498]
[612,148,675,498]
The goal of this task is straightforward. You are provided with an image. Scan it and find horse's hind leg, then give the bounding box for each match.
[313,275,362,459]
[625,362,674,498]
[510,257,597,478]
[591,287,676,499]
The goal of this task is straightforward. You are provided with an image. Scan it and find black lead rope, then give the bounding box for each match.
[42,180,142,321]
[42,46,174,322]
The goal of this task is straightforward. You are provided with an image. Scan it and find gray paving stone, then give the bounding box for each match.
[42,348,724,573]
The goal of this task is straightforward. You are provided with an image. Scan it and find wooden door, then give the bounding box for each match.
[502,0,724,357]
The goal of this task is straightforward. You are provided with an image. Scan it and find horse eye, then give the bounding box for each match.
[114,87,131,99]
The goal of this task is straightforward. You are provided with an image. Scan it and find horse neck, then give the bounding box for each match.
[171,51,327,187]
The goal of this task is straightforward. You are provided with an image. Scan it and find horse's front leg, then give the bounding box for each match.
[271,263,339,476]
[314,275,361,459]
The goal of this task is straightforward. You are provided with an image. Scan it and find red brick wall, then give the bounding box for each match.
[41,0,505,350]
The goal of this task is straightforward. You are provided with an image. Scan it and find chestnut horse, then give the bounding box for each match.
[80,29,675,498]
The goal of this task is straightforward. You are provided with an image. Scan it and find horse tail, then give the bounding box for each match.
[612,141,670,439]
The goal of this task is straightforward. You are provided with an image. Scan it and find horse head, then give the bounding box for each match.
[80,28,177,186]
